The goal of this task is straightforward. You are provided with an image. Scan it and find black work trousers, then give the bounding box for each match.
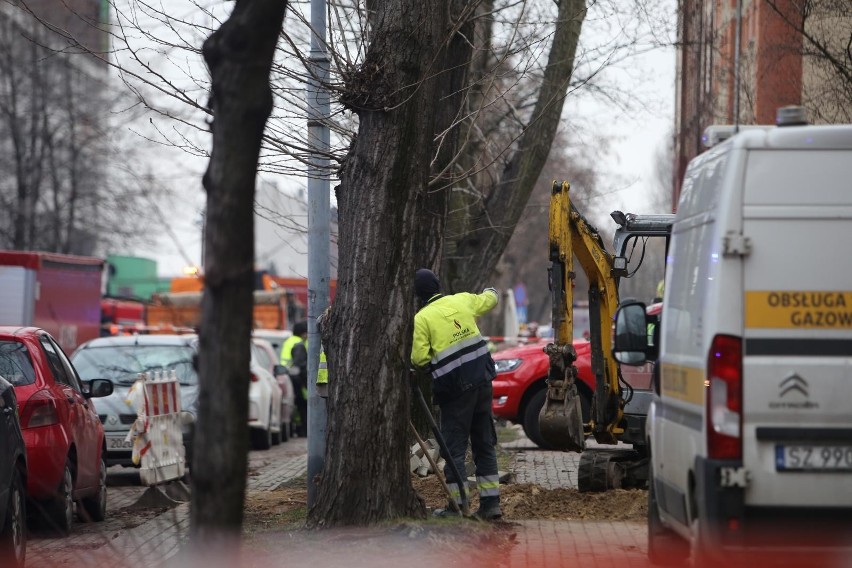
[438,382,498,488]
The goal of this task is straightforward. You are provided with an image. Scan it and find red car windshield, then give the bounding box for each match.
[0,340,37,386]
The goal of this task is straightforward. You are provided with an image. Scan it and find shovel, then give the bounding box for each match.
[409,371,470,517]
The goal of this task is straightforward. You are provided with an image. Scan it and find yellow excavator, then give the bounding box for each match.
[540,180,673,491]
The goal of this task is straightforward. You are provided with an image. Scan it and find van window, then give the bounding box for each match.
[677,147,728,218]
[665,217,716,357]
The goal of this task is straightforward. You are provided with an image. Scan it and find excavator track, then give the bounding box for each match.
[577,448,648,492]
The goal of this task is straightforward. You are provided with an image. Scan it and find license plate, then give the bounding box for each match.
[775,445,852,471]
[107,436,133,450]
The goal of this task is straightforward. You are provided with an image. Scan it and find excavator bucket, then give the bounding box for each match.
[539,378,585,452]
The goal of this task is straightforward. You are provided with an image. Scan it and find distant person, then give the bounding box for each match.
[281,320,308,437]
[410,268,502,520]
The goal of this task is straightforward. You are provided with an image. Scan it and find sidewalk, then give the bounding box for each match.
[28,431,649,568]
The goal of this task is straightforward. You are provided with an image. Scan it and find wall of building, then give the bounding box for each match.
[671,0,848,206]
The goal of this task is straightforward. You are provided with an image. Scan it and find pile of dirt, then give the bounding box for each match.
[243,477,646,529]
[411,477,646,521]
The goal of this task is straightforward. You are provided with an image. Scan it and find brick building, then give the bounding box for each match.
[672,0,850,206]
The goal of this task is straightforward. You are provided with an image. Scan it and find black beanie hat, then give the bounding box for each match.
[414,268,441,303]
[293,320,308,336]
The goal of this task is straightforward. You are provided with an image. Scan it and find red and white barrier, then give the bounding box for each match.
[126,370,185,486]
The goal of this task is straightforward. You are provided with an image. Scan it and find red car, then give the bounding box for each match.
[492,303,661,449]
[492,338,593,449]
[0,327,113,535]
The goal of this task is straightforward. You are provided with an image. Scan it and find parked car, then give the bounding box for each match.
[0,375,26,567]
[252,329,293,359]
[252,336,293,442]
[491,303,661,449]
[0,326,113,535]
[71,334,200,469]
[492,337,592,449]
[249,340,283,450]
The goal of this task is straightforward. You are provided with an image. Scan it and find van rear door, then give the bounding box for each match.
[741,138,852,507]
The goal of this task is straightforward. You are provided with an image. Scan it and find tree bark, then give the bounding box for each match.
[442,0,587,293]
[190,0,285,555]
[309,0,453,527]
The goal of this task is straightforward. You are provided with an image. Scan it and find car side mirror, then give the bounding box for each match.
[85,378,114,398]
[613,301,649,366]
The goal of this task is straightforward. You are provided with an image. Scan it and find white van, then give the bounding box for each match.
[614,110,852,566]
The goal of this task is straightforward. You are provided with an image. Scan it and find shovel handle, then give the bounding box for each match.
[410,372,469,514]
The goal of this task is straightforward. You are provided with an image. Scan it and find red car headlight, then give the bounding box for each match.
[494,358,522,373]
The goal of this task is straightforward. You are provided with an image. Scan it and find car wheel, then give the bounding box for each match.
[522,389,555,449]
[251,425,272,451]
[280,416,290,443]
[647,469,689,566]
[48,462,74,536]
[0,467,26,567]
[80,456,107,522]
[271,425,282,446]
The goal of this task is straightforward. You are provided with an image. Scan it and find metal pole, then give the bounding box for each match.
[733,0,743,131]
[307,0,330,509]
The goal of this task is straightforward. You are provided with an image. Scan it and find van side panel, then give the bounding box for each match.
[657,144,736,526]
[741,149,852,507]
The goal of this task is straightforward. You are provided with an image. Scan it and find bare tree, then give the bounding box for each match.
[0,2,156,255]
[190,0,285,552]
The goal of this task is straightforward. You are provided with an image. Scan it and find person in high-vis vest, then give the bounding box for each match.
[281,320,308,436]
[316,308,330,398]
[410,268,502,520]
[316,348,328,398]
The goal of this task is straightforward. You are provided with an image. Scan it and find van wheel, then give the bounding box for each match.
[647,471,689,566]
[0,467,26,567]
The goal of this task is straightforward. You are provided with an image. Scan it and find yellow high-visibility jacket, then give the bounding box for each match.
[280,335,303,367]
[411,288,498,403]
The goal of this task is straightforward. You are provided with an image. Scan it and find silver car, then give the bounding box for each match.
[71,334,199,468]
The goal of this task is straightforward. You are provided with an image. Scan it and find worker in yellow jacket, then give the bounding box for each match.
[281,321,308,436]
[410,268,502,520]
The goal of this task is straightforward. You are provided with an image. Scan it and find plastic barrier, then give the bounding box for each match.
[126,370,186,486]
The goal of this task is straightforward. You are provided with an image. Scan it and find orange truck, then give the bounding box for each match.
[145,289,289,331]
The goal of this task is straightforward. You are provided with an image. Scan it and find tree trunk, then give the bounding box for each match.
[309,0,453,527]
[409,0,478,440]
[190,0,285,555]
[442,0,587,293]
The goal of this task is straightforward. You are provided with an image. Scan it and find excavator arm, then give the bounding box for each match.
[540,180,623,450]
[538,179,674,491]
